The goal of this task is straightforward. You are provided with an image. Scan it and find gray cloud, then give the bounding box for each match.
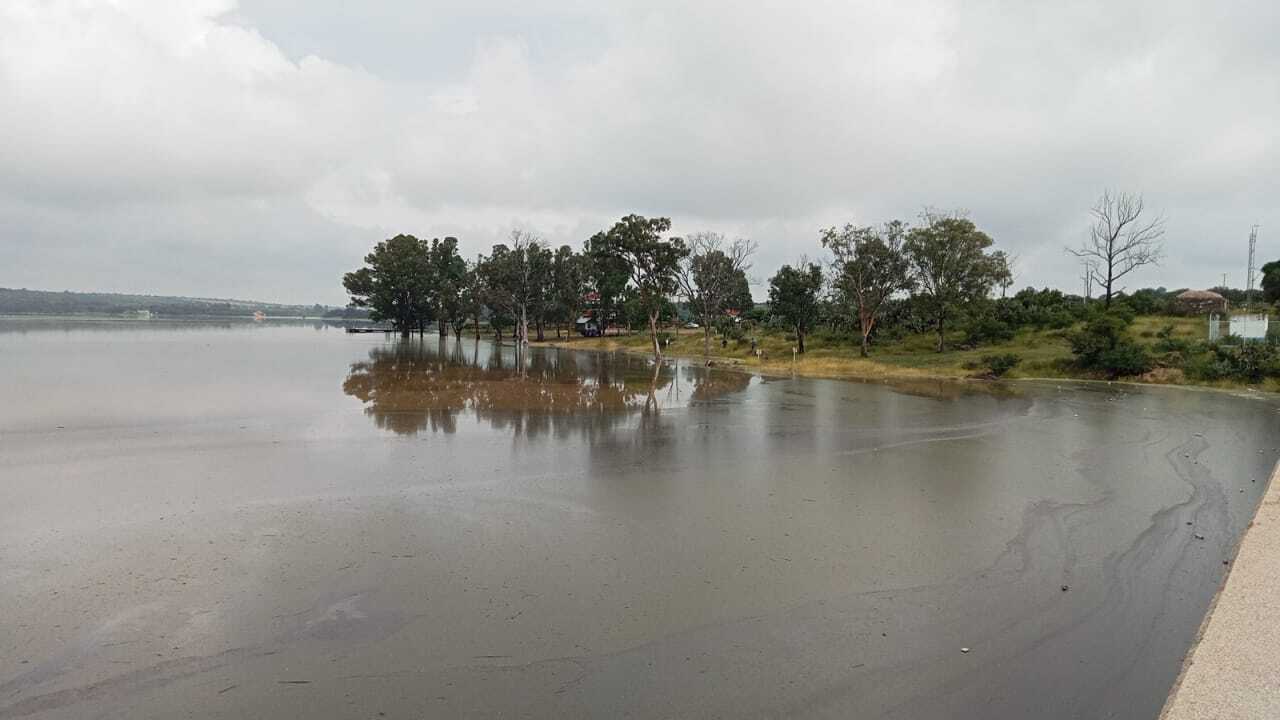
[2,0,1277,304]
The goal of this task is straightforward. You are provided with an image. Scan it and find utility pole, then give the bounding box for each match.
[1080,260,1094,303]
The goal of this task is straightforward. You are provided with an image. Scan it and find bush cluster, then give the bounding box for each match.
[1067,311,1152,378]
[1187,342,1280,383]
[982,353,1022,377]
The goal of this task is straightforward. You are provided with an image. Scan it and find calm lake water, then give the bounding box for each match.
[1,319,1277,719]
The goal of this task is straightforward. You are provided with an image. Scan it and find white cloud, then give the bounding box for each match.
[1,0,1278,303]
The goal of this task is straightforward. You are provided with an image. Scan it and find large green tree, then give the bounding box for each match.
[585,232,634,336]
[822,220,914,357]
[551,245,588,339]
[768,263,824,353]
[592,215,689,358]
[1261,260,1280,305]
[342,234,433,336]
[429,236,469,337]
[905,212,1010,352]
[676,231,756,356]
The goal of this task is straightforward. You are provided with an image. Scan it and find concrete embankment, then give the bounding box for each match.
[1162,460,1280,719]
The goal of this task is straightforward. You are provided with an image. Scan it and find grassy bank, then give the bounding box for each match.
[533,316,1280,393]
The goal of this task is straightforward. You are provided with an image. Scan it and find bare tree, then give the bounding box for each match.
[675,232,757,357]
[1067,190,1164,308]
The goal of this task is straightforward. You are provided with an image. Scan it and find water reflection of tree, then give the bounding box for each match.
[343,339,751,437]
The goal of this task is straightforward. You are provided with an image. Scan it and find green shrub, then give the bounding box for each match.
[963,317,1016,347]
[982,353,1022,377]
[1190,342,1280,383]
[1153,323,1192,354]
[1068,312,1152,378]
[1096,343,1153,377]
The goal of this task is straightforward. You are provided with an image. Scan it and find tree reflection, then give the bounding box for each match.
[342,339,752,437]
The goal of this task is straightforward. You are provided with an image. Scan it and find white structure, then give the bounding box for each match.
[1229,314,1269,341]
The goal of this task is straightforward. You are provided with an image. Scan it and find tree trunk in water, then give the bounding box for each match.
[519,306,528,346]
[400,328,410,338]
[649,311,662,359]
[438,318,447,338]
[473,316,481,340]
[536,319,545,342]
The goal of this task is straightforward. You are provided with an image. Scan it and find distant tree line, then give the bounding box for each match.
[0,287,337,318]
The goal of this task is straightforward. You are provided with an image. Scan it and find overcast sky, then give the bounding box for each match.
[2,0,1277,304]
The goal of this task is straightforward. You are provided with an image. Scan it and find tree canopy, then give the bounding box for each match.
[343,234,434,335]
[905,212,1010,352]
[591,215,688,358]
[768,262,824,353]
[823,221,914,357]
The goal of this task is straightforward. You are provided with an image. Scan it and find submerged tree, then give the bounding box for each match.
[592,215,688,359]
[1067,190,1165,308]
[342,234,433,336]
[822,221,914,357]
[480,230,551,346]
[676,232,757,356]
[428,236,468,337]
[551,245,588,339]
[768,262,824,353]
[905,211,1009,352]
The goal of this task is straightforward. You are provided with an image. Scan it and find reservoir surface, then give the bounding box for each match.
[1,319,1276,719]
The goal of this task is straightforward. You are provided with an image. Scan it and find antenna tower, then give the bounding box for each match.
[1246,225,1259,311]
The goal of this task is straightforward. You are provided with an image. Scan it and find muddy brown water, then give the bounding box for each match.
[1,319,1276,719]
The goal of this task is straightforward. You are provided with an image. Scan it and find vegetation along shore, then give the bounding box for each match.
[343,191,1280,394]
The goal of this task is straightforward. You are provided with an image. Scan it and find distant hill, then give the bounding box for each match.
[0,287,368,319]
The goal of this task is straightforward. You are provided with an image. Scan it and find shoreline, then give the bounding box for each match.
[531,336,1280,398]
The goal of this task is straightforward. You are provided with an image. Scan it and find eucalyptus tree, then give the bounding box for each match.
[905,211,1010,352]
[551,245,588,338]
[584,232,632,336]
[1067,190,1164,308]
[479,230,552,346]
[821,221,914,357]
[428,236,468,337]
[591,214,689,359]
[342,233,433,336]
[767,262,824,354]
[462,256,487,340]
[675,232,756,356]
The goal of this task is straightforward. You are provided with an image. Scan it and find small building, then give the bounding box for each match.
[1175,289,1228,315]
[574,314,601,337]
